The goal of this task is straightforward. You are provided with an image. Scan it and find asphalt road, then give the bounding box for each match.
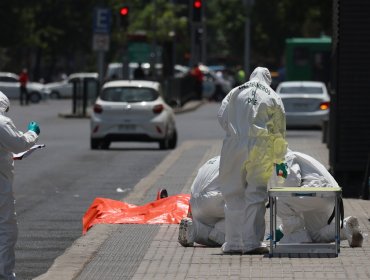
[7,99,324,279]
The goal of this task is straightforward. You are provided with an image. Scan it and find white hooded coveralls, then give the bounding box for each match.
[189,156,225,246]
[217,67,286,252]
[0,92,38,279]
[269,150,345,243]
[188,152,350,247]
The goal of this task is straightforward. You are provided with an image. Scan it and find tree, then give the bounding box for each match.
[108,0,189,65]
[206,0,332,70]
[0,0,332,81]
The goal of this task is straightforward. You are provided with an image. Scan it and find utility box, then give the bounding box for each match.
[329,0,370,197]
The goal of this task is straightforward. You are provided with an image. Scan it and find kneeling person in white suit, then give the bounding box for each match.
[269,150,363,247]
[178,156,226,247]
[178,153,363,248]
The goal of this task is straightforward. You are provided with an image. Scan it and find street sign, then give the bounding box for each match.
[93,8,111,34]
[93,34,110,51]
[93,8,111,52]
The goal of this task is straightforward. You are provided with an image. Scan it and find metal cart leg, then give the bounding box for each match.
[335,194,340,255]
[269,196,273,257]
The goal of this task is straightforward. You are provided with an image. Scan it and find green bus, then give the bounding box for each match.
[285,37,332,84]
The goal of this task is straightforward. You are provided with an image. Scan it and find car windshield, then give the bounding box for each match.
[101,87,159,102]
[279,86,323,94]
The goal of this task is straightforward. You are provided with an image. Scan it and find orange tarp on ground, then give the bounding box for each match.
[82,194,190,234]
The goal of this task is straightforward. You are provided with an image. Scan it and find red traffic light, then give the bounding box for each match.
[120,6,129,16]
[193,0,202,9]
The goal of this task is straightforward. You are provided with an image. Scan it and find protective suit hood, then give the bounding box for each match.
[249,67,272,86]
[0,91,9,115]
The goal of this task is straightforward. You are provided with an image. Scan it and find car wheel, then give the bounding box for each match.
[90,138,100,150]
[101,141,110,150]
[169,129,177,149]
[50,91,60,99]
[159,135,170,150]
[29,92,41,103]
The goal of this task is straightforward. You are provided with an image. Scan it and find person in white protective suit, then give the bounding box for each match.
[178,156,226,247]
[217,67,287,254]
[178,153,363,248]
[0,91,40,279]
[269,149,363,247]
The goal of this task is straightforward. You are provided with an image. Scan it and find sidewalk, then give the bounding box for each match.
[35,120,370,280]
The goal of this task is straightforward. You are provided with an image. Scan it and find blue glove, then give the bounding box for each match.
[28,121,40,135]
[266,228,284,242]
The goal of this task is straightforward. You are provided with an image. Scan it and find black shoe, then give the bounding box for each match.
[157,188,168,200]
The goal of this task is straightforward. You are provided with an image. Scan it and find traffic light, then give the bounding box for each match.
[120,6,129,16]
[119,6,129,28]
[192,0,202,22]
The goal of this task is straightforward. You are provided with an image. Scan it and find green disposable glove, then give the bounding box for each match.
[266,228,284,241]
[275,228,284,242]
[276,163,288,178]
[28,121,40,135]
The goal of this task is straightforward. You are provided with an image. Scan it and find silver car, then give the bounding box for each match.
[45,72,98,99]
[90,80,177,150]
[276,81,330,128]
[0,72,49,103]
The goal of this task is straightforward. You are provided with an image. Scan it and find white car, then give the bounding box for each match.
[0,72,50,103]
[276,81,330,128]
[106,62,188,80]
[199,65,233,101]
[90,80,177,150]
[105,62,163,80]
[45,72,98,99]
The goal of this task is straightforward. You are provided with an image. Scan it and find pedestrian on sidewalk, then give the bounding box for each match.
[19,68,29,106]
[217,67,287,254]
[0,91,40,279]
[133,63,146,80]
[190,63,204,100]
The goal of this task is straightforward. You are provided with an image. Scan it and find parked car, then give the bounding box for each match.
[105,62,188,81]
[276,81,330,128]
[44,72,98,99]
[0,72,50,103]
[174,64,190,78]
[199,65,233,101]
[90,80,177,150]
[105,62,163,80]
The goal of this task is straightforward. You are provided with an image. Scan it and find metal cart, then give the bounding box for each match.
[268,187,342,257]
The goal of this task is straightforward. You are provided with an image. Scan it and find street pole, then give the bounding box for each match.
[98,51,105,84]
[190,4,196,67]
[243,0,254,76]
[190,0,204,66]
[201,1,206,64]
[151,0,158,80]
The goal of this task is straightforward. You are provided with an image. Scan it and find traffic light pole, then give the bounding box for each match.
[119,5,130,79]
[190,0,205,66]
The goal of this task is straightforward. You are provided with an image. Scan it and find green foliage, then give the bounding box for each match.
[250,0,332,69]
[207,0,247,65]
[0,0,332,79]
[207,0,332,69]
[127,0,187,43]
